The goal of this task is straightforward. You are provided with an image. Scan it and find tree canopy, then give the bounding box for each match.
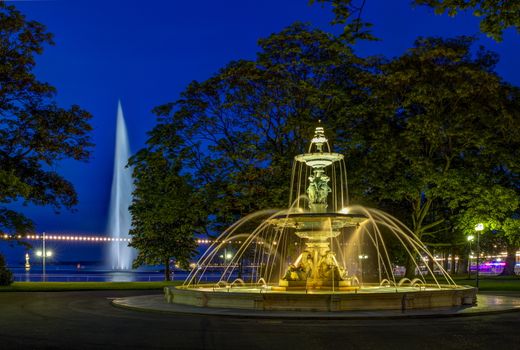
[313,0,519,41]
[341,36,519,275]
[346,36,518,230]
[147,23,371,235]
[414,0,520,41]
[0,3,93,239]
[133,2,519,277]
[139,22,518,275]
[128,128,202,280]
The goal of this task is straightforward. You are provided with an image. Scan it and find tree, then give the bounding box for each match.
[451,184,519,276]
[501,216,520,275]
[149,23,370,234]
[313,0,519,42]
[341,36,519,277]
[0,4,93,264]
[309,0,377,42]
[129,143,202,280]
[0,254,13,286]
[414,0,520,41]
[137,8,519,278]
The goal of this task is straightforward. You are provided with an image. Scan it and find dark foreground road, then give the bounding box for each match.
[0,290,519,350]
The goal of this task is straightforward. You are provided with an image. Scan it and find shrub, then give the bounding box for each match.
[0,254,14,286]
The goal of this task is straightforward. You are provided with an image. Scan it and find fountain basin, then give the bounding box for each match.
[294,152,344,167]
[269,212,366,240]
[165,285,477,312]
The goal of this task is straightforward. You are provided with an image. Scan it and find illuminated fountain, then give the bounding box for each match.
[107,101,135,270]
[165,126,476,311]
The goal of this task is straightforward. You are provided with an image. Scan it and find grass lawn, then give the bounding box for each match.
[1,276,519,292]
[450,275,520,291]
[0,280,182,292]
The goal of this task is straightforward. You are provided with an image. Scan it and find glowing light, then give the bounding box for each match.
[35,250,53,257]
[475,223,484,231]
[467,235,475,242]
[339,207,350,214]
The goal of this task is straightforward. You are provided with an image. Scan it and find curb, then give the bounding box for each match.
[110,294,520,320]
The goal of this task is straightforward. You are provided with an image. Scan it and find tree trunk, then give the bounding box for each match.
[499,244,518,276]
[450,246,456,275]
[457,252,468,275]
[404,254,416,279]
[164,257,171,281]
[440,250,446,271]
[428,248,435,275]
[238,258,243,279]
[406,198,426,279]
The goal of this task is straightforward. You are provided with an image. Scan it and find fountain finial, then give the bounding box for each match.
[311,125,327,153]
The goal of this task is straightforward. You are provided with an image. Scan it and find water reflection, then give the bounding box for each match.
[11,266,171,282]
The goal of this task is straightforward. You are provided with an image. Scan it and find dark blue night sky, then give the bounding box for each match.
[3,0,518,263]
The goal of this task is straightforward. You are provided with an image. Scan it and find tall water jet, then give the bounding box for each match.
[107,101,135,270]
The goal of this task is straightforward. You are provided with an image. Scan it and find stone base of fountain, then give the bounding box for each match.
[165,285,477,312]
[272,279,358,291]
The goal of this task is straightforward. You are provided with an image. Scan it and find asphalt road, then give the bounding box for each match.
[0,290,519,350]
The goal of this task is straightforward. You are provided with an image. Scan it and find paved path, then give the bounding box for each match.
[1,290,519,350]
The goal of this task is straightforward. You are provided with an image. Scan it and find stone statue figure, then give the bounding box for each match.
[282,252,314,282]
[307,170,331,204]
[307,180,318,203]
[317,251,346,281]
[299,252,313,278]
[282,264,306,281]
[316,174,331,203]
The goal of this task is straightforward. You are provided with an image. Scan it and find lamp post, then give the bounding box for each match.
[475,223,484,289]
[219,249,233,265]
[36,232,53,282]
[467,235,474,279]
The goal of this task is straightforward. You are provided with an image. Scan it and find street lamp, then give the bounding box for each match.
[35,250,53,258]
[219,250,233,265]
[36,232,53,282]
[475,223,484,288]
[467,235,475,279]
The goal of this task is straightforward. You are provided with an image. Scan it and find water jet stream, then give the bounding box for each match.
[107,101,135,270]
[169,125,476,312]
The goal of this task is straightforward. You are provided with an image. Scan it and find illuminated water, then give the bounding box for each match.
[11,265,167,282]
[107,101,135,269]
[184,126,457,292]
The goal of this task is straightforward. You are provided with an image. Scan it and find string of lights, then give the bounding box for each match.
[1,234,131,242]
[195,239,273,245]
[196,239,244,244]
[0,235,267,245]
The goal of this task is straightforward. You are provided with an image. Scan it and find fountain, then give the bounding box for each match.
[107,101,135,270]
[165,125,476,311]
